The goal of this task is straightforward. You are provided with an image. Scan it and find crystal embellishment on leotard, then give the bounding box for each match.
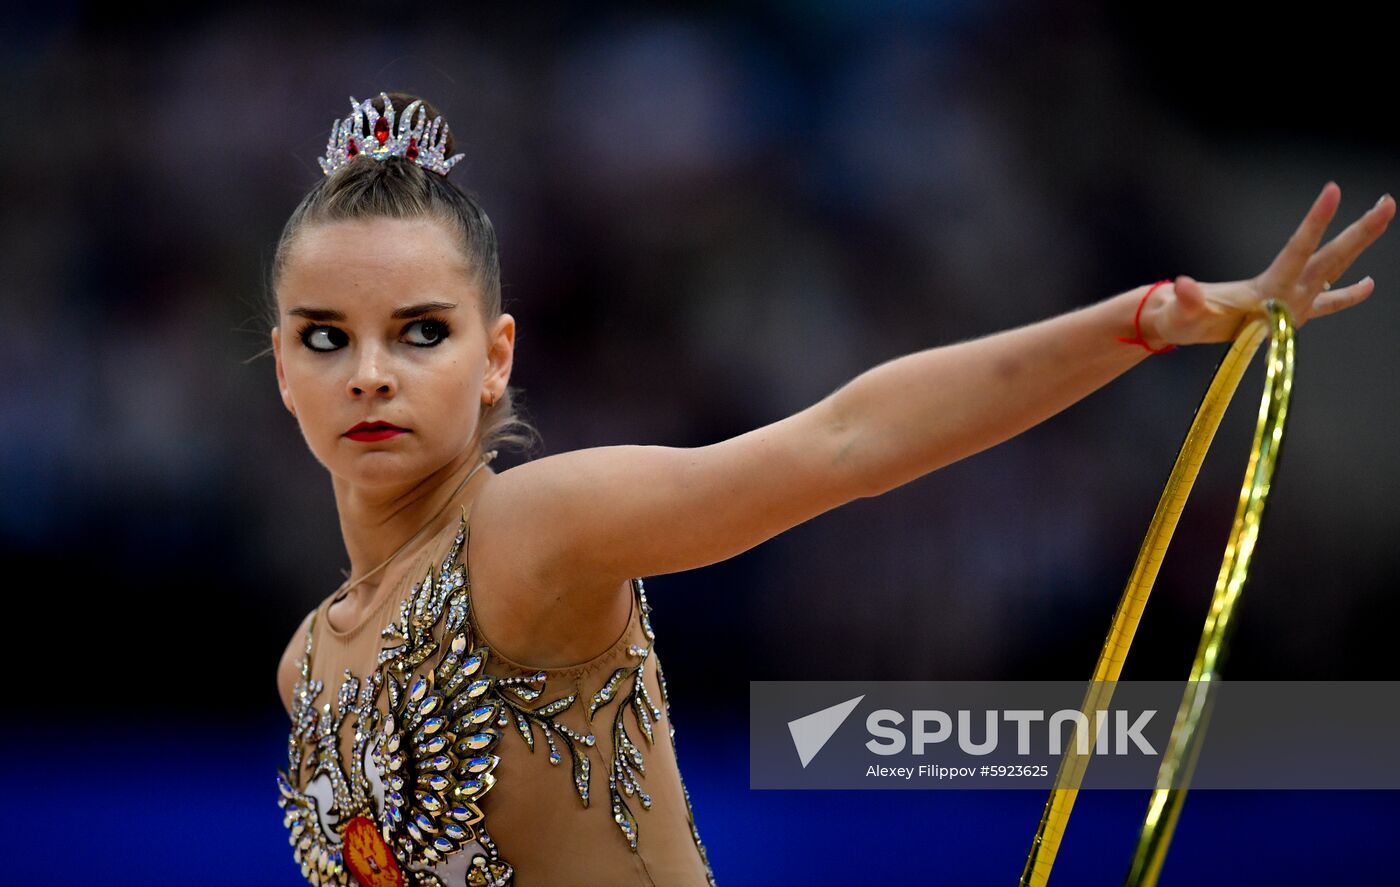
[277,622,391,884]
[276,520,516,886]
[374,524,514,886]
[654,638,717,886]
[278,506,717,886]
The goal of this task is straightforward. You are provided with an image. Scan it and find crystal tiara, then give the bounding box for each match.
[318,92,466,177]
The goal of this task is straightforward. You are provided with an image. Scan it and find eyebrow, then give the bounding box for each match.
[286,301,459,322]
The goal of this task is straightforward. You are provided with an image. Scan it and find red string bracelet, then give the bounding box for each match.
[1117,279,1177,354]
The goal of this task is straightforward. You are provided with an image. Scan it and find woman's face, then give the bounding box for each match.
[271,215,513,488]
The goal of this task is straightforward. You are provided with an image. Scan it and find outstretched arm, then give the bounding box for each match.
[491,183,1391,596]
[839,183,1393,496]
[824,280,1167,499]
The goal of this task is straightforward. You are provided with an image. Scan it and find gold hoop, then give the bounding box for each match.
[1020,299,1296,887]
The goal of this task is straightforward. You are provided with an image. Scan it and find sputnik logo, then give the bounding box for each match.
[788,695,865,768]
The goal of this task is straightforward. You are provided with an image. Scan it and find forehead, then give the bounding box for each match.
[280,216,476,306]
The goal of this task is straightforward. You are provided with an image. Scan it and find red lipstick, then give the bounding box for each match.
[345,420,409,442]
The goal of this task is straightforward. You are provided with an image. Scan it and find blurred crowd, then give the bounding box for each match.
[4,2,1397,727]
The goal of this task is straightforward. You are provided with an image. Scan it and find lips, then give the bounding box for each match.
[345,420,409,441]
[346,420,407,434]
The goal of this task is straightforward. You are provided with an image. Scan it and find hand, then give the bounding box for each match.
[1147,182,1394,347]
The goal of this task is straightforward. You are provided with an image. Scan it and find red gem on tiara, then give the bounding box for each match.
[406,137,419,161]
[374,116,390,144]
[347,138,358,157]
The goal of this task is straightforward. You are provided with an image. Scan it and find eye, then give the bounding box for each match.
[298,324,348,353]
[403,319,451,347]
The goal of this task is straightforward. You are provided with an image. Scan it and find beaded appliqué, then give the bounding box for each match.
[277,507,717,886]
[277,519,514,886]
[277,620,384,885]
[373,522,514,886]
[655,650,717,885]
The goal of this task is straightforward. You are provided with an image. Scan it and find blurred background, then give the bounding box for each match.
[4,1,1397,883]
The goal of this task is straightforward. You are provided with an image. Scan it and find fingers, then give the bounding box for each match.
[1304,192,1395,289]
[1307,276,1375,321]
[1268,181,1343,284]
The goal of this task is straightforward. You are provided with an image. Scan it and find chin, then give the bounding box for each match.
[332,449,432,488]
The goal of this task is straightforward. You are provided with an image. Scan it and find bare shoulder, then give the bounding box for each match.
[277,607,317,720]
[466,465,635,668]
[470,452,632,585]
[463,413,858,663]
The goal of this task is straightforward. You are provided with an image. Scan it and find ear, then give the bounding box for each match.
[485,313,516,401]
[271,326,297,418]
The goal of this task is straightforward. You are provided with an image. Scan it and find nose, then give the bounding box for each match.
[346,344,397,398]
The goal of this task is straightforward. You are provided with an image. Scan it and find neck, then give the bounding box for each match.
[330,449,493,603]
